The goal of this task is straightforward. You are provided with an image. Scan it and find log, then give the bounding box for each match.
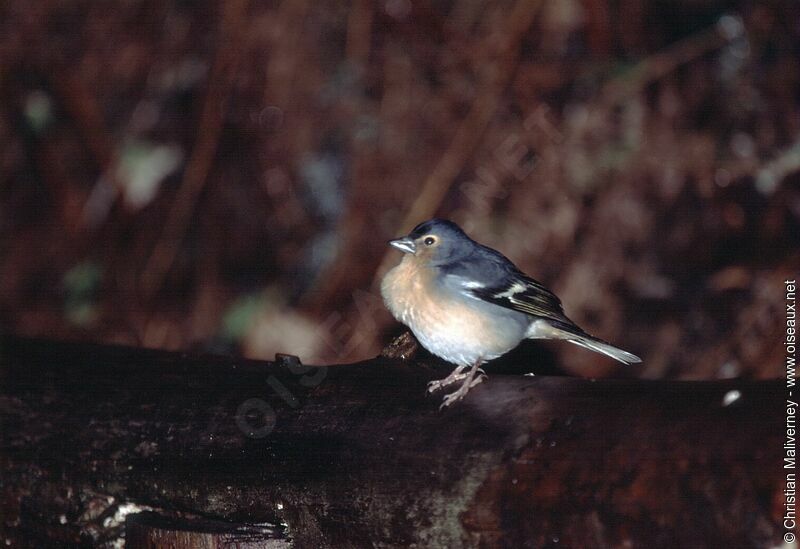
[0,335,786,548]
[125,511,289,548]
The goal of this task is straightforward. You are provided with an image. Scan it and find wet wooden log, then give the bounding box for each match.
[125,511,289,548]
[0,335,786,548]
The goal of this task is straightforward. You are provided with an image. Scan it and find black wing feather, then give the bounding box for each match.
[443,244,586,336]
[470,273,568,323]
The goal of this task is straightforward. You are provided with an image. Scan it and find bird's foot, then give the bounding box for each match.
[427,364,470,393]
[439,371,488,409]
[470,370,488,387]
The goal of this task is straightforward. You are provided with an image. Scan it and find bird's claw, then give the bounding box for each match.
[469,372,487,388]
[439,390,464,409]
[427,365,470,393]
[427,379,446,393]
[427,375,464,393]
[439,373,488,408]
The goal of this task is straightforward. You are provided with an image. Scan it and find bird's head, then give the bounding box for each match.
[388,218,474,266]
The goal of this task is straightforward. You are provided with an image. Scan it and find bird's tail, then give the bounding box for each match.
[549,323,641,365]
[563,334,641,364]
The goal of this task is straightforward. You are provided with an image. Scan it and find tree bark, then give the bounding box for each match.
[0,335,785,548]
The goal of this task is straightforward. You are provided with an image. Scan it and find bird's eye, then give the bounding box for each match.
[423,236,436,246]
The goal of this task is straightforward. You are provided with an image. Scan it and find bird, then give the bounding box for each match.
[380,218,641,408]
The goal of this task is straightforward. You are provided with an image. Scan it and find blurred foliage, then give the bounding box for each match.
[220,291,266,343]
[62,260,102,327]
[0,0,798,379]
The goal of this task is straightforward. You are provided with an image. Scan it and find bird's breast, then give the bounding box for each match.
[381,256,526,366]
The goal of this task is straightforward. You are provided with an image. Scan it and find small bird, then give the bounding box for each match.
[381,219,641,408]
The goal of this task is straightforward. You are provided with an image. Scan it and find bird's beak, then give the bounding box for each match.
[388,237,416,254]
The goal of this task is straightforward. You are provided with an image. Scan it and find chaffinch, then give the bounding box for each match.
[381,218,641,408]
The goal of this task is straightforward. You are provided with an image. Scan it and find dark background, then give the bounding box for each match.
[0,0,797,379]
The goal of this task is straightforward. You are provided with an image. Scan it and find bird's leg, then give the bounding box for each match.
[440,360,487,409]
[427,364,470,393]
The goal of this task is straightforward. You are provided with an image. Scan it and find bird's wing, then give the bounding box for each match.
[468,273,571,324]
[442,246,574,327]
[442,245,640,364]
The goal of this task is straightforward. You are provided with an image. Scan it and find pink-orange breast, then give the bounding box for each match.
[381,255,525,365]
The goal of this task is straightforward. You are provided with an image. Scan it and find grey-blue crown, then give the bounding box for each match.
[408,219,467,240]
